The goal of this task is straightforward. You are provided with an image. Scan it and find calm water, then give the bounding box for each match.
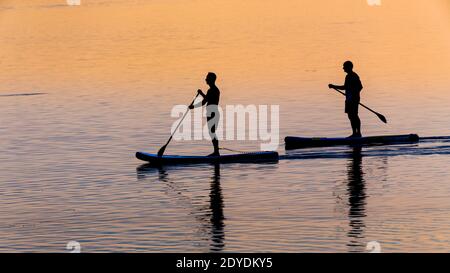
[0,0,450,252]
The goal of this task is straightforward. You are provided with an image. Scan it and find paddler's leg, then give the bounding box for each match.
[208,124,220,156]
[348,113,362,138]
[212,139,219,156]
[354,114,362,137]
[353,102,362,137]
[347,113,356,137]
[207,112,220,156]
[346,101,362,138]
[346,101,356,137]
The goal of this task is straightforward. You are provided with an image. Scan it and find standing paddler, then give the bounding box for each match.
[329,61,364,138]
[189,72,221,156]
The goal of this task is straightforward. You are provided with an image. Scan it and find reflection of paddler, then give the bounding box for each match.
[189,72,221,156]
[329,61,363,138]
[209,164,225,251]
[346,147,367,251]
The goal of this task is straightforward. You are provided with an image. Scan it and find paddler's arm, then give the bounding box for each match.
[328,84,345,90]
[189,89,207,109]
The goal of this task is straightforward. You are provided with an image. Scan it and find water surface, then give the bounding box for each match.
[0,0,450,252]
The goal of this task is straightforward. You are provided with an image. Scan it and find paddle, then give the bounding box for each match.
[157,93,200,157]
[331,87,387,123]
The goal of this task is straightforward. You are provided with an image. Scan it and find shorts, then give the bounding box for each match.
[345,100,359,115]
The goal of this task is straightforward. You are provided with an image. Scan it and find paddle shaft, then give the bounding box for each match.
[158,93,200,155]
[332,87,387,123]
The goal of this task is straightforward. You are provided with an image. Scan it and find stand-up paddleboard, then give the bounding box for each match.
[285,134,419,150]
[136,151,279,165]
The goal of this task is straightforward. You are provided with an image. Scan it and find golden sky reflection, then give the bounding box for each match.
[0,0,449,93]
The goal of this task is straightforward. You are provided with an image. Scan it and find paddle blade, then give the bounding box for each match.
[157,144,167,157]
[377,113,388,123]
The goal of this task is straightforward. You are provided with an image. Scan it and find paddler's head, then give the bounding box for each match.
[205,72,217,86]
[343,61,353,73]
